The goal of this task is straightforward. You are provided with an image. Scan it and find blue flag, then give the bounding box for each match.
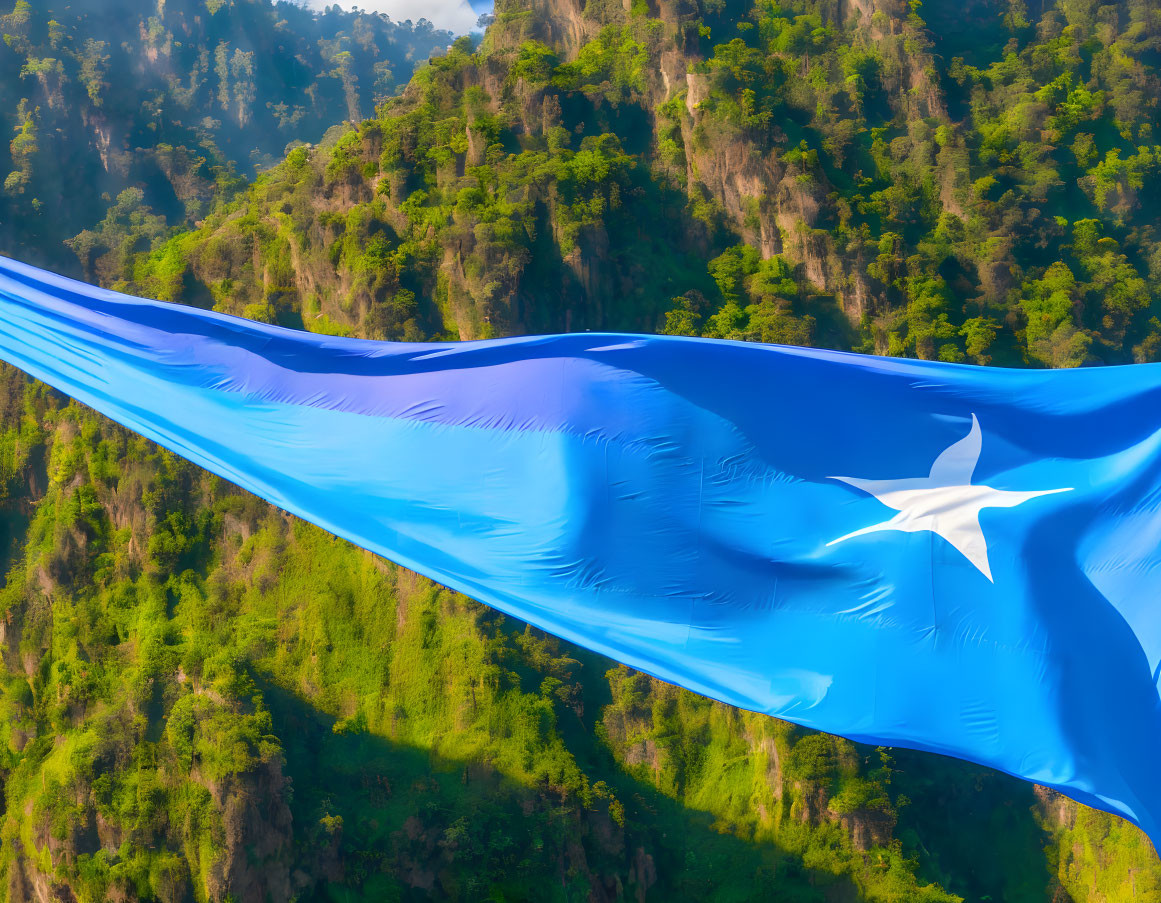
[1,254,1160,847]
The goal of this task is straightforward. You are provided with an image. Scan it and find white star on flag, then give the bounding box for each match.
[827,414,1071,582]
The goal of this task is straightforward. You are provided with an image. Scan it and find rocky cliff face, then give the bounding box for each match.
[128,0,962,340]
[126,0,1161,372]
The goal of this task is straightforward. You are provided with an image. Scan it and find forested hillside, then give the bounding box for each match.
[0,0,453,276]
[2,0,1161,900]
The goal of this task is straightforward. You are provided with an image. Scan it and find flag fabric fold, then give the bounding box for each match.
[2,254,1160,846]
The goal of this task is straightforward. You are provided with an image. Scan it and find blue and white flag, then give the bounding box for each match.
[1,254,1160,846]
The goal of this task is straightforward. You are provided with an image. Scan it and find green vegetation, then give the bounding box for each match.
[0,0,453,277]
[110,0,1161,370]
[1,0,1160,899]
[0,384,962,900]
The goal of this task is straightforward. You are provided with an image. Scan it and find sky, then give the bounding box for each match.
[303,0,491,34]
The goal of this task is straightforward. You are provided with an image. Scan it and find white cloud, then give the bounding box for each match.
[302,0,484,34]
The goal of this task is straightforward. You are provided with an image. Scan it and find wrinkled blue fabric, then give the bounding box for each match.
[1,254,1160,847]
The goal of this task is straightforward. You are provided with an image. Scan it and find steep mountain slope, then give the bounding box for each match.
[126,0,1161,368]
[1,0,1161,901]
[0,0,453,276]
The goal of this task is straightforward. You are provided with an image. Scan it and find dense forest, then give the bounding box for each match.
[2,0,1161,900]
[0,0,454,276]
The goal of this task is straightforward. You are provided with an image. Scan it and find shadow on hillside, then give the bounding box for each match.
[880,746,1054,902]
[519,632,1057,903]
[0,442,44,583]
[258,678,863,902]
